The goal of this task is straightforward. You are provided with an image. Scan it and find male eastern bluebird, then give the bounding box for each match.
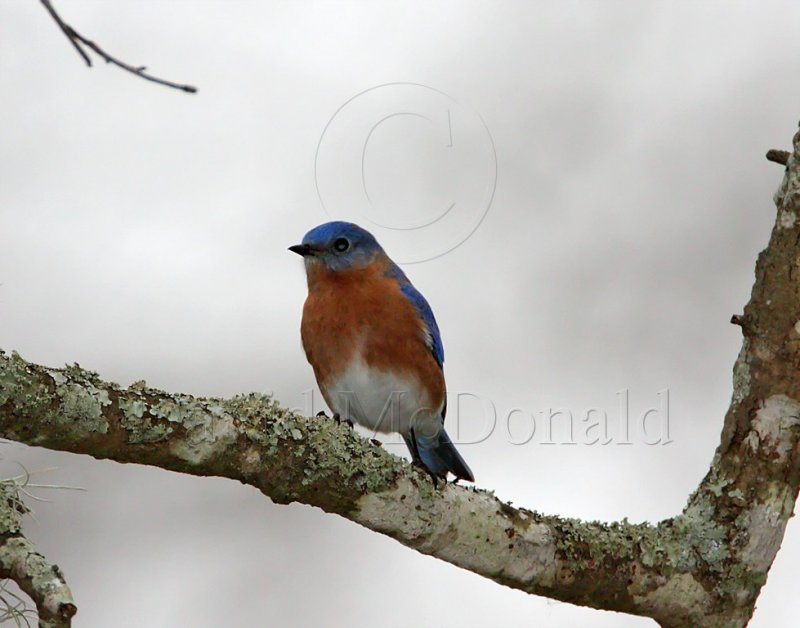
[290,221,474,483]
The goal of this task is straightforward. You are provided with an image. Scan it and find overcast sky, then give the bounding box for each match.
[2,1,800,626]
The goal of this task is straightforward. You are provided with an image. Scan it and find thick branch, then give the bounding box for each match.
[40,0,197,93]
[2,125,800,625]
[0,351,692,621]
[0,484,76,627]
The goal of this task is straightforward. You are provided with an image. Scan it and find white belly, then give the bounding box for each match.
[324,358,440,435]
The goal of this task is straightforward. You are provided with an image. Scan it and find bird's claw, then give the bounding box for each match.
[409,458,443,488]
[332,412,354,429]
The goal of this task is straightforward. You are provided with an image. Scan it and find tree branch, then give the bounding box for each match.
[0,482,76,627]
[40,0,197,93]
[2,124,800,625]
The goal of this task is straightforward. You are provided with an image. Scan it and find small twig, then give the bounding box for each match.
[40,0,90,66]
[730,313,755,337]
[40,0,197,93]
[766,149,790,165]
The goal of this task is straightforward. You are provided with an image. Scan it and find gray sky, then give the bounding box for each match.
[2,1,799,626]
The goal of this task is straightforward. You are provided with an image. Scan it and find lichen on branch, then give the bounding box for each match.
[0,477,76,627]
[3,125,800,627]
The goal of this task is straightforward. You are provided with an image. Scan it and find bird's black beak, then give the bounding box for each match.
[289,244,313,257]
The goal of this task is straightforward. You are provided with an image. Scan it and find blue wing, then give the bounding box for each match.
[399,281,444,367]
[387,263,444,368]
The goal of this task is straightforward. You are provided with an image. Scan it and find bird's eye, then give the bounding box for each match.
[333,237,350,253]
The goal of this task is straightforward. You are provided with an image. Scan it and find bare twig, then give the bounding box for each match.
[40,0,197,93]
[39,0,90,66]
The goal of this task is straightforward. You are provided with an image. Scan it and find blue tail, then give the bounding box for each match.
[404,425,474,482]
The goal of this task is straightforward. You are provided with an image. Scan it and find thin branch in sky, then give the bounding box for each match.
[40,0,198,94]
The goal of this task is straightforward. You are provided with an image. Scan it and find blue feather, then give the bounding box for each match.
[385,263,444,367]
[399,282,444,367]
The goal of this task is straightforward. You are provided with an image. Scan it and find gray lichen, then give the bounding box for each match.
[0,481,76,626]
[119,394,174,444]
[737,484,794,573]
[47,368,110,436]
[750,395,800,464]
[168,400,238,466]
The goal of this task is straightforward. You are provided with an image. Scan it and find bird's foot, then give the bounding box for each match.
[410,459,442,488]
[331,412,354,429]
[315,410,353,428]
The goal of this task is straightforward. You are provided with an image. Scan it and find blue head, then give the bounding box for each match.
[289,221,386,272]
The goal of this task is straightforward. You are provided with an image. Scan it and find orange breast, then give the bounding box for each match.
[300,259,445,413]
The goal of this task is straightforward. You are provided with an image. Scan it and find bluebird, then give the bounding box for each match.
[290,221,474,483]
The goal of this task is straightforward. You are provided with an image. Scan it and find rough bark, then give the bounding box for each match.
[2,126,800,626]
